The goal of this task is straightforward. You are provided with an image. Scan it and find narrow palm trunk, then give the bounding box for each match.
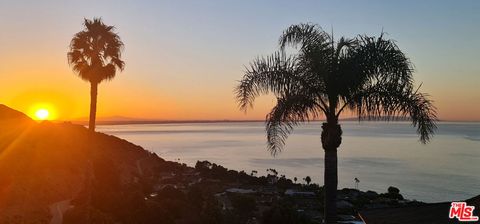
[89,82,98,132]
[321,121,342,224]
[324,145,338,223]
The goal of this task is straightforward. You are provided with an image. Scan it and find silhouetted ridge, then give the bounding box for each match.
[0,104,32,121]
[0,107,164,222]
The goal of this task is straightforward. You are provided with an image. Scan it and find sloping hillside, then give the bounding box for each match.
[0,105,163,223]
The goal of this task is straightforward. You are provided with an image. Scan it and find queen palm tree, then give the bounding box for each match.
[68,18,125,131]
[235,23,436,223]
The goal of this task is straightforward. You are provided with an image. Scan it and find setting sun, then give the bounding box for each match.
[28,103,56,121]
[35,109,49,120]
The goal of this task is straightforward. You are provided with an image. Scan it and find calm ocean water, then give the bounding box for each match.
[97,121,480,203]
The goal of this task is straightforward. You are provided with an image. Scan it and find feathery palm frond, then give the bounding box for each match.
[235,51,302,111]
[279,23,331,51]
[350,83,437,143]
[266,93,321,155]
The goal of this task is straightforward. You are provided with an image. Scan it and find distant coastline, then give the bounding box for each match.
[69,119,265,125]
[63,118,480,126]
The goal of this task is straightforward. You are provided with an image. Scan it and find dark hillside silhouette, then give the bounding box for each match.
[0,105,160,222]
[0,104,32,121]
[236,23,437,223]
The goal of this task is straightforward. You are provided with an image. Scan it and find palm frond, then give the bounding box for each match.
[351,83,437,143]
[279,23,331,51]
[266,93,320,155]
[235,51,300,111]
[336,33,417,115]
[354,34,414,86]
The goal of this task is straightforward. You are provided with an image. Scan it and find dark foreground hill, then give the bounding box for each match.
[0,105,165,223]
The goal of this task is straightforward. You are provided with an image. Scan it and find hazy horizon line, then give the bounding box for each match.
[54,118,480,125]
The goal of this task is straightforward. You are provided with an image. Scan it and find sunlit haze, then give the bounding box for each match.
[34,109,49,120]
[0,0,478,121]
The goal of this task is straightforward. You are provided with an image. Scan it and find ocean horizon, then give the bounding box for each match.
[98,121,480,203]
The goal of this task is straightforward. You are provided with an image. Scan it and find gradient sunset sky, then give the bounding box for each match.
[0,0,478,121]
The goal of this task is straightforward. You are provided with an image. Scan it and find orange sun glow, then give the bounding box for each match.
[35,109,50,120]
[28,103,56,121]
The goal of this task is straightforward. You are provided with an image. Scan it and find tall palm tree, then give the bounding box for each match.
[235,23,437,223]
[68,18,125,131]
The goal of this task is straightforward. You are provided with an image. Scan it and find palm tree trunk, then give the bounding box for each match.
[89,82,98,132]
[321,121,342,224]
